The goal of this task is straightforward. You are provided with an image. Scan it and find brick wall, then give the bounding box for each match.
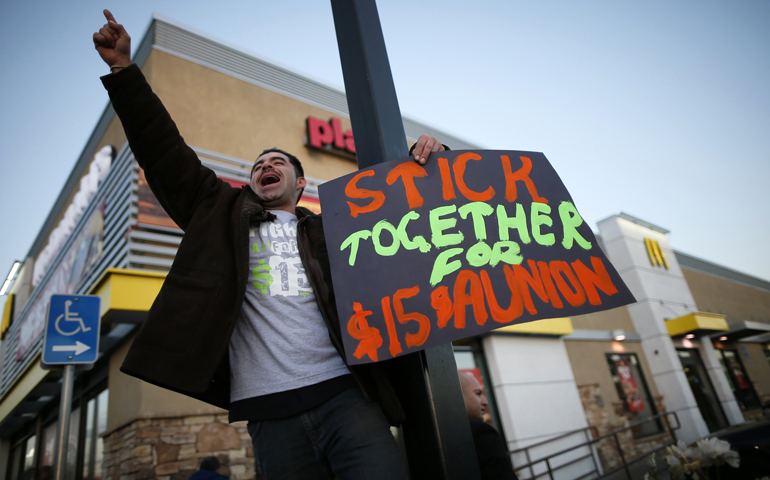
[578,384,673,472]
[101,414,255,480]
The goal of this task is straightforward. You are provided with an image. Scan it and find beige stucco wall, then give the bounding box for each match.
[107,334,224,433]
[682,268,770,326]
[571,305,636,333]
[107,336,145,431]
[564,340,660,423]
[142,50,358,182]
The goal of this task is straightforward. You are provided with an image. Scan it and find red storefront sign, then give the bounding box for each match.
[615,359,644,412]
[306,116,355,156]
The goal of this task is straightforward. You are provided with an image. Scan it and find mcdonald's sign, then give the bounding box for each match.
[644,237,669,269]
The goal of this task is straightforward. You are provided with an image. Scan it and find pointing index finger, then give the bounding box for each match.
[103,9,128,36]
[103,9,117,24]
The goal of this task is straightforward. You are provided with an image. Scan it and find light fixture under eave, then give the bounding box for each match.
[612,329,626,341]
[0,260,22,296]
[685,334,695,339]
[719,336,728,341]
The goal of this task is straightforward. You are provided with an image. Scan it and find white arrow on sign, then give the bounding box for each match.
[52,341,91,356]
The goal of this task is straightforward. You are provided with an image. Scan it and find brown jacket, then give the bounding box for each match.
[102,65,404,424]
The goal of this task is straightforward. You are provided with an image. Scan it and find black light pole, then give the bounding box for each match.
[330,1,481,478]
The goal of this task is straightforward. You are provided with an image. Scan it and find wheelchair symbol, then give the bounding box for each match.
[55,300,92,336]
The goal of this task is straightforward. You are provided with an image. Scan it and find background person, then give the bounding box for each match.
[459,372,518,480]
[189,456,228,480]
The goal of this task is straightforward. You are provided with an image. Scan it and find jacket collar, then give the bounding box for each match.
[241,185,273,222]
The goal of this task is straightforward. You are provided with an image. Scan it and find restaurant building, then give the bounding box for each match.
[1,14,768,480]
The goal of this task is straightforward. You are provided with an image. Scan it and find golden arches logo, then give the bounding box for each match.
[644,238,669,269]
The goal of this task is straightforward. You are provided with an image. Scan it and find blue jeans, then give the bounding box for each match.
[247,387,408,480]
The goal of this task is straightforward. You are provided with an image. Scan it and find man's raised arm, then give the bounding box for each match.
[93,9,132,74]
[92,9,226,231]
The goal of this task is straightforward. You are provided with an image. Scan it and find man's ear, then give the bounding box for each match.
[296,177,307,189]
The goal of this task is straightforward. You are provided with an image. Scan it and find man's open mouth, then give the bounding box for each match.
[260,174,280,186]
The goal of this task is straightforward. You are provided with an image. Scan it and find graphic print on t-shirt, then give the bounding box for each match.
[252,259,272,294]
[230,210,350,401]
[249,216,312,298]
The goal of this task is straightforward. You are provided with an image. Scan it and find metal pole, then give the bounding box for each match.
[585,429,595,476]
[612,433,631,480]
[526,449,535,479]
[545,457,554,479]
[54,365,75,480]
[330,1,480,479]
[329,0,408,166]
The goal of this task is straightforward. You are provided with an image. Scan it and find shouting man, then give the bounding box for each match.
[94,9,445,480]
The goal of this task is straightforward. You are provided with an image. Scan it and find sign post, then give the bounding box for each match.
[329,1,480,478]
[43,294,101,480]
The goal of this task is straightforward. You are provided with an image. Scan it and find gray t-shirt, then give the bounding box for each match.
[229,210,349,402]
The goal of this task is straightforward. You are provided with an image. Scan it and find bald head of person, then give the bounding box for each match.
[459,372,488,422]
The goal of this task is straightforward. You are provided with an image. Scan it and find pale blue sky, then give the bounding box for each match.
[1,1,769,315]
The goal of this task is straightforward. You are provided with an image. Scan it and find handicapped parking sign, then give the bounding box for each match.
[43,295,101,365]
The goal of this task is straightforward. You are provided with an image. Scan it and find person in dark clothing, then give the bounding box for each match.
[93,9,445,480]
[460,372,519,480]
[188,457,227,480]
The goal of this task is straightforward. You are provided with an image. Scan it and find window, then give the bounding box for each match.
[83,389,109,480]
[715,349,761,411]
[67,407,81,480]
[23,435,37,480]
[38,407,81,480]
[5,433,37,480]
[8,446,20,480]
[41,420,57,468]
[5,386,108,480]
[606,353,662,437]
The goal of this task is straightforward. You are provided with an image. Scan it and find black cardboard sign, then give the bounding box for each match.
[319,150,636,365]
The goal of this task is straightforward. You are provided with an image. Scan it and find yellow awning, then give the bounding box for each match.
[666,312,728,337]
[494,317,573,336]
[88,268,166,322]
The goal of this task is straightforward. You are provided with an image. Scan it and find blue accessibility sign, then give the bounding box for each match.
[42,295,101,365]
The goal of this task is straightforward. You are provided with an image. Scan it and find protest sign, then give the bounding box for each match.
[319,150,636,365]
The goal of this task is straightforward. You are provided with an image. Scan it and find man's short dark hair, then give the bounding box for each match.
[253,148,304,178]
[200,456,220,471]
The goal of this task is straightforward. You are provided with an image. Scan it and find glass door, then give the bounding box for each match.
[676,349,728,432]
[715,349,761,412]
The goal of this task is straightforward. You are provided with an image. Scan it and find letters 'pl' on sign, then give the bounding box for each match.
[319,150,636,365]
[306,116,356,157]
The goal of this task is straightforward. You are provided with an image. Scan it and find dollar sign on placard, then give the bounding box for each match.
[252,260,274,294]
[347,302,383,362]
